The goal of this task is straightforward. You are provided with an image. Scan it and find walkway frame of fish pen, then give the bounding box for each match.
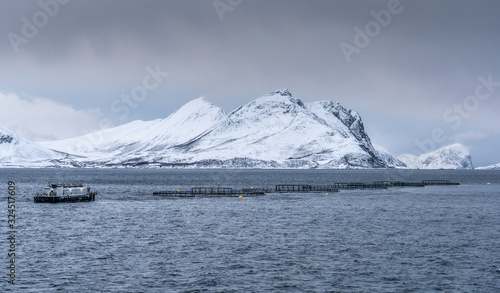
[153,187,265,197]
[275,185,339,193]
[422,180,460,185]
[192,187,234,195]
[372,181,425,187]
[333,183,388,190]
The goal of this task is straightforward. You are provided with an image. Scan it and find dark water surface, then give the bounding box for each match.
[1,169,499,292]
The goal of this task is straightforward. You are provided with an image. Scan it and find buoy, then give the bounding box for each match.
[250,187,254,190]
[383,190,386,192]
[239,196,243,199]
[487,183,491,185]
[177,190,180,192]
[325,193,329,195]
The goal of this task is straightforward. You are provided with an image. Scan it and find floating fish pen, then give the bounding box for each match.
[422,180,460,186]
[34,183,97,203]
[333,183,388,190]
[275,185,339,193]
[153,187,265,198]
[372,181,425,187]
[242,187,273,193]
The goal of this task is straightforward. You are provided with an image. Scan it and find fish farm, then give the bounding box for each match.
[153,179,460,197]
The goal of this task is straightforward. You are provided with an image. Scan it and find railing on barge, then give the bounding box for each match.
[34,192,96,203]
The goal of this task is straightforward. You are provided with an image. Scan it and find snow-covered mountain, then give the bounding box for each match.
[0,127,78,167]
[476,163,500,170]
[397,143,474,169]
[42,89,389,168]
[170,90,386,168]
[6,90,484,169]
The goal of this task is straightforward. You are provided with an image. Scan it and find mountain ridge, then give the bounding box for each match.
[40,89,390,168]
[0,89,482,169]
[476,163,500,170]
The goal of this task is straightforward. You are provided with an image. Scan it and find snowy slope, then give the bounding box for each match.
[43,98,226,161]
[0,127,74,167]
[373,144,407,168]
[398,143,473,169]
[41,89,389,168]
[476,163,500,170]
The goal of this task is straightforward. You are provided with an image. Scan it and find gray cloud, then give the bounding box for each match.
[1,0,499,166]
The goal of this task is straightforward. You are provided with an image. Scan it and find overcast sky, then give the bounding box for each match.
[1,0,499,166]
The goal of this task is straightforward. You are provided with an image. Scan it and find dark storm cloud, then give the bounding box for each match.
[1,0,499,165]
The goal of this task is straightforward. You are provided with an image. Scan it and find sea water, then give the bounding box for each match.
[1,169,499,292]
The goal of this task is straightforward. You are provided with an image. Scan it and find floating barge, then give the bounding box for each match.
[153,187,265,198]
[34,183,97,203]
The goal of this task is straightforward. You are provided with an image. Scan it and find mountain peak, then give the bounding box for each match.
[443,143,469,154]
[178,97,213,110]
[267,89,292,97]
[251,89,305,109]
[164,97,224,122]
